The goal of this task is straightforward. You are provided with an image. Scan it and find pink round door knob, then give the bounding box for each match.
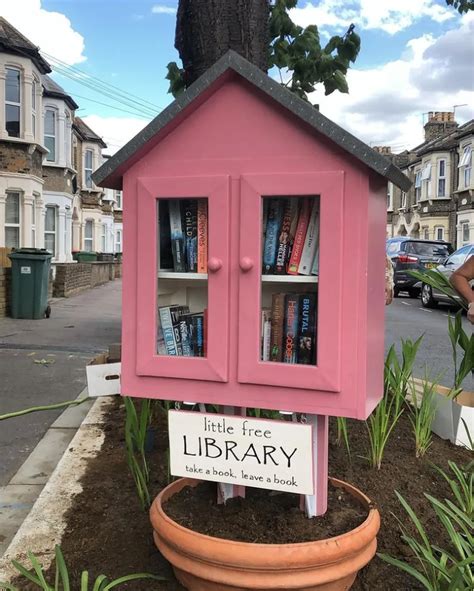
[207,257,222,272]
[240,257,254,272]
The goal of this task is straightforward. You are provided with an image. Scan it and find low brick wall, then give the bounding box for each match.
[53,261,121,298]
[0,267,11,318]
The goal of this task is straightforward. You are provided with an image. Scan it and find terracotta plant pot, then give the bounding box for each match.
[150,477,380,591]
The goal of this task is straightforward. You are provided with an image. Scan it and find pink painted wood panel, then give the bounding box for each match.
[135,175,230,382]
[238,173,343,392]
[120,77,386,420]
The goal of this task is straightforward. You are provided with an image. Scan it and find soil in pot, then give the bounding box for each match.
[163,480,368,543]
[14,398,471,591]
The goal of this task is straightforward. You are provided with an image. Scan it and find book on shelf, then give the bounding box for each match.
[269,293,285,362]
[203,308,208,357]
[158,305,179,355]
[275,199,298,274]
[262,198,283,274]
[179,315,193,357]
[171,305,190,356]
[297,294,317,364]
[157,315,167,355]
[191,313,205,357]
[283,294,299,363]
[287,198,311,275]
[168,201,186,272]
[298,201,320,275]
[261,308,272,362]
[183,200,198,272]
[197,200,208,273]
[159,200,174,270]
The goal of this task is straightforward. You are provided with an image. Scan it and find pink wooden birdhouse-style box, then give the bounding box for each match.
[94,51,410,421]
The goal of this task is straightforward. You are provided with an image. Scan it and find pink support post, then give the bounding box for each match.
[303,414,329,517]
[217,406,246,504]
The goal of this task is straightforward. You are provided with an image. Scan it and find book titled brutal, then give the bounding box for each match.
[297,294,317,364]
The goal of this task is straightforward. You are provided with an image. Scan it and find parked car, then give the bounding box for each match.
[386,237,453,298]
[420,243,474,308]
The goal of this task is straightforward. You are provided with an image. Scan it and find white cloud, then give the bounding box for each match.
[291,0,455,35]
[82,115,149,156]
[1,0,86,65]
[151,5,177,15]
[312,14,474,150]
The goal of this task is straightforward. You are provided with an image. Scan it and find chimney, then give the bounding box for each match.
[424,111,458,141]
[373,146,392,156]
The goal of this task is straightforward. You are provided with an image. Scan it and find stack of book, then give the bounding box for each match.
[262,196,319,276]
[157,305,207,357]
[261,292,317,365]
[159,199,208,273]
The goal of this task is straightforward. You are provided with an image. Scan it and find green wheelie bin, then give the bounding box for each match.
[8,248,53,319]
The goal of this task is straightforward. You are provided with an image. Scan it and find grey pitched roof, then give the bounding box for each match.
[73,117,107,148]
[416,119,474,157]
[0,17,51,74]
[93,50,411,192]
[42,75,79,110]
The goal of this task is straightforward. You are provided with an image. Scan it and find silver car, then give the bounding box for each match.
[421,243,474,308]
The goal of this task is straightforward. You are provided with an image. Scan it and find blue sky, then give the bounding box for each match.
[2,1,473,153]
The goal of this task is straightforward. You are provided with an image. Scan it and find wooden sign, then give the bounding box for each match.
[168,410,314,494]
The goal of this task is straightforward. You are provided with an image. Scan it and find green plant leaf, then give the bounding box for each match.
[54,545,70,591]
[377,553,433,590]
[102,573,166,589]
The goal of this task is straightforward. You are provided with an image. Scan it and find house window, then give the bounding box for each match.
[5,192,20,248]
[5,67,21,137]
[462,222,470,243]
[31,196,36,247]
[437,159,446,197]
[115,190,122,209]
[435,226,444,241]
[414,170,422,202]
[44,109,56,162]
[101,223,107,252]
[84,150,93,188]
[115,229,122,253]
[44,206,57,255]
[31,78,37,139]
[421,162,431,199]
[84,220,93,251]
[423,227,429,240]
[459,145,472,189]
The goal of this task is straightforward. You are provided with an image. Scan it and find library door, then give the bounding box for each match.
[135,175,230,382]
[237,173,345,393]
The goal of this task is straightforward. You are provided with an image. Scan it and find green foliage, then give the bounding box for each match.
[165,61,185,97]
[445,0,474,13]
[447,312,474,390]
[385,336,424,413]
[123,397,153,510]
[0,545,165,590]
[269,0,360,100]
[378,487,474,591]
[407,376,439,458]
[408,269,468,311]
[432,461,473,519]
[336,416,351,460]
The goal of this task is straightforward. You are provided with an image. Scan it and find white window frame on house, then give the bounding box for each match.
[84,150,93,189]
[461,221,470,243]
[44,108,57,163]
[101,223,107,252]
[421,162,432,199]
[5,67,21,138]
[437,159,446,197]
[5,191,21,248]
[31,77,37,141]
[84,219,94,252]
[44,205,57,256]
[423,227,430,240]
[458,145,472,189]
[414,170,422,202]
[31,195,36,247]
[115,229,122,253]
[434,226,444,241]
[400,191,407,209]
[115,190,122,209]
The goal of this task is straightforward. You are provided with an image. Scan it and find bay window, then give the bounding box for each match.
[44,109,56,162]
[414,170,422,202]
[44,205,57,256]
[84,220,93,251]
[32,78,37,140]
[115,190,122,209]
[85,150,93,188]
[5,192,20,248]
[5,67,21,137]
[435,226,444,241]
[115,229,122,253]
[421,162,431,199]
[101,223,107,252]
[437,159,446,197]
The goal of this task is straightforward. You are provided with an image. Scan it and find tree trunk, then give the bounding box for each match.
[175,0,270,86]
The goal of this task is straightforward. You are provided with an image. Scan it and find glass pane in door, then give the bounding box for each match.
[260,195,319,366]
[156,198,208,357]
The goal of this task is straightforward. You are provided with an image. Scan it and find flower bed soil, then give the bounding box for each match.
[15,398,470,591]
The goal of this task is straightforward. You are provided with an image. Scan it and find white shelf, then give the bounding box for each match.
[261,274,318,283]
[158,271,208,280]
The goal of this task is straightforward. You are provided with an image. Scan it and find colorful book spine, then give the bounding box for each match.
[159,306,178,355]
[197,200,208,273]
[169,200,186,272]
[286,198,300,271]
[270,293,285,362]
[184,315,195,356]
[180,317,193,356]
[287,198,311,275]
[192,314,204,357]
[298,201,320,275]
[275,199,298,274]
[262,198,283,274]
[297,294,317,365]
[261,309,272,361]
[283,294,299,363]
[184,200,198,272]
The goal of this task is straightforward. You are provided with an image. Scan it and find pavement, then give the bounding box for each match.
[0,280,121,554]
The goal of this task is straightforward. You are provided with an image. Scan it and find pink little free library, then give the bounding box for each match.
[94,50,409,422]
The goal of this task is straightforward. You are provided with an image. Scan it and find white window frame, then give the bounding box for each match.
[458,145,472,190]
[31,77,37,140]
[423,227,430,240]
[84,219,94,252]
[421,162,432,199]
[44,205,57,256]
[31,195,36,247]
[84,149,93,189]
[101,223,107,252]
[414,170,422,202]
[44,108,57,163]
[437,159,446,197]
[434,226,444,241]
[5,67,21,138]
[5,191,21,248]
[461,221,470,243]
[400,191,407,209]
[115,229,122,253]
[115,190,122,209]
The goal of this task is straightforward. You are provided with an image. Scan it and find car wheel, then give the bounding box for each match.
[408,288,420,299]
[421,284,437,308]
